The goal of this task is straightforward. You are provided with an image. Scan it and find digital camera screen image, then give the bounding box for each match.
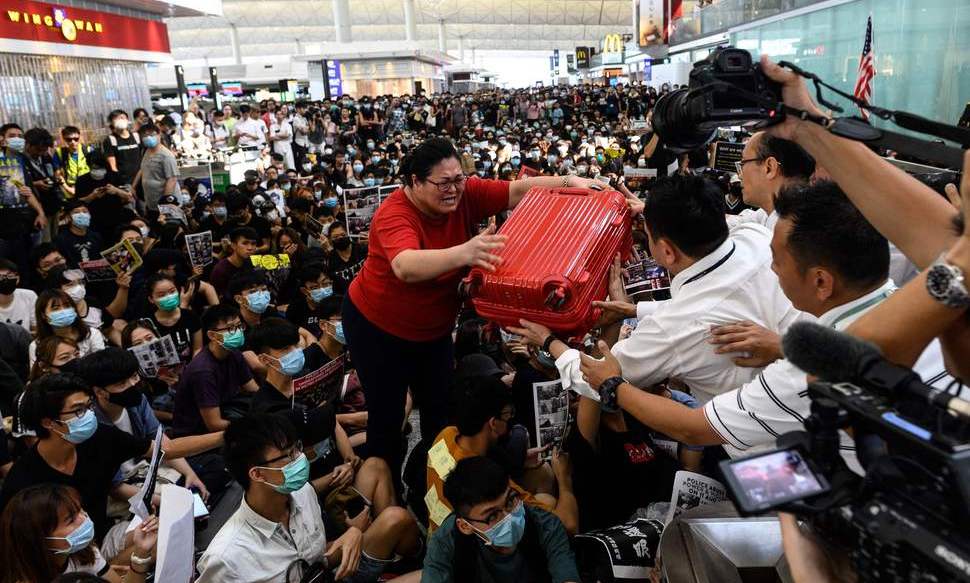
[729,450,826,507]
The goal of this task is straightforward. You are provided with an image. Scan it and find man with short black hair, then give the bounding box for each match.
[131,123,177,219]
[101,110,141,186]
[23,127,63,232]
[731,132,815,231]
[423,456,580,583]
[226,194,272,251]
[235,104,268,148]
[210,226,258,298]
[55,125,93,199]
[54,199,103,266]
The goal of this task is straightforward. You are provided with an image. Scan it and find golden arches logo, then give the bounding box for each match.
[602,34,623,54]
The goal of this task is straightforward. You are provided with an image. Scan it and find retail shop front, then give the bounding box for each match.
[0,0,174,139]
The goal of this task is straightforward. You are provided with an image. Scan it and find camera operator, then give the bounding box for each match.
[573,180,953,462]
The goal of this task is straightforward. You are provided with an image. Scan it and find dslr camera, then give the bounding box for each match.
[719,323,970,582]
[653,47,784,152]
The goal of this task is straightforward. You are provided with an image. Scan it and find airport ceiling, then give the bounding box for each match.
[166,0,634,59]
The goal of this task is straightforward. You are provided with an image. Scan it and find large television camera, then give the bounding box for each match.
[653,47,970,169]
[719,322,970,582]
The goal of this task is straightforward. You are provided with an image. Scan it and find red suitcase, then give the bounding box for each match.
[464,186,633,338]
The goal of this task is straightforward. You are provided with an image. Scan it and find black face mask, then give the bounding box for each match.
[0,278,16,295]
[333,237,352,251]
[108,385,144,408]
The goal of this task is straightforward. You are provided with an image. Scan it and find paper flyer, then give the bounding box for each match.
[532,379,570,458]
[185,230,214,268]
[664,470,727,525]
[128,335,181,378]
[293,354,346,409]
[155,485,195,583]
[128,426,164,520]
[100,238,143,276]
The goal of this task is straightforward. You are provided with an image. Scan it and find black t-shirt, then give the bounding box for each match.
[725,194,755,215]
[55,228,105,267]
[0,424,150,539]
[101,133,142,185]
[226,215,272,245]
[566,423,677,532]
[77,170,135,237]
[285,298,327,338]
[198,215,230,242]
[327,243,367,295]
[151,308,201,365]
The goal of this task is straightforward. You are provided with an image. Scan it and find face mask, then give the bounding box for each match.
[313,189,323,200]
[324,197,339,208]
[65,284,86,303]
[346,147,356,156]
[0,278,16,295]
[371,155,381,165]
[353,163,364,174]
[179,193,191,206]
[139,226,150,238]
[303,163,313,172]
[596,154,606,164]
[143,135,159,148]
[6,137,24,152]
[71,212,91,229]
[330,321,346,345]
[472,503,526,548]
[113,119,129,131]
[363,177,377,187]
[483,160,492,170]
[156,292,180,312]
[333,237,352,251]
[510,158,520,167]
[546,155,557,165]
[56,409,97,444]
[274,347,306,377]
[246,290,271,314]
[266,210,279,222]
[576,165,588,176]
[47,515,95,555]
[366,141,375,150]
[213,206,228,219]
[309,286,333,303]
[108,385,143,408]
[260,452,311,494]
[221,328,245,350]
[48,307,77,328]
[89,169,107,181]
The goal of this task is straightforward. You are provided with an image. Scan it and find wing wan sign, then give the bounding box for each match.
[0,0,170,55]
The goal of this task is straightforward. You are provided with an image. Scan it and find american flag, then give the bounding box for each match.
[853,16,875,121]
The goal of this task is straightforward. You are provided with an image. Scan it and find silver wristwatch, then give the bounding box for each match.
[926,254,970,309]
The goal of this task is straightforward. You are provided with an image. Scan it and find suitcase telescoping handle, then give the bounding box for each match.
[555,187,594,197]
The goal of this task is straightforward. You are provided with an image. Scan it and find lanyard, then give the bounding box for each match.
[828,289,893,329]
[681,242,736,286]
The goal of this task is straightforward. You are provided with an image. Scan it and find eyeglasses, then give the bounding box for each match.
[424,175,467,193]
[735,158,765,175]
[463,489,521,526]
[59,400,95,420]
[257,441,304,466]
[65,136,80,143]
[212,322,244,334]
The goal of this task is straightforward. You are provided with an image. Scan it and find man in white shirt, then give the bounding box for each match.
[291,101,310,170]
[728,132,815,232]
[0,258,36,333]
[235,104,268,149]
[268,110,295,171]
[206,110,231,150]
[197,414,418,583]
[575,181,954,459]
[514,175,802,405]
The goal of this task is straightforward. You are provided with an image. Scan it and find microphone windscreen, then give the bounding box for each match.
[782,321,881,382]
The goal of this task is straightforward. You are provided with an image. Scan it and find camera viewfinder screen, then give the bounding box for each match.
[728,450,826,507]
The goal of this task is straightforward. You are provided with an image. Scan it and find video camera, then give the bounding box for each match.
[653,47,970,169]
[719,322,970,582]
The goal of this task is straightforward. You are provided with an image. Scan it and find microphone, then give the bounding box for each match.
[782,321,970,420]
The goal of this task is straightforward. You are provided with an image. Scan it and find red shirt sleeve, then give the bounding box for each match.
[373,204,422,263]
[464,176,510,224]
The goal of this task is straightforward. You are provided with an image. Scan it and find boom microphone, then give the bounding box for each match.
[783,321,970,419]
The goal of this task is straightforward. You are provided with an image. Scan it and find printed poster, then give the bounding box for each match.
[185,231,214,268]
[293,354,346,409]
[128,335,181,378]
[533,379,570,459]
[100,238,143,276]
[665,470,727,525]
[79,259,117,282]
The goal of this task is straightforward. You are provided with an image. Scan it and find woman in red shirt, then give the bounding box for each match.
[344,137,606,482]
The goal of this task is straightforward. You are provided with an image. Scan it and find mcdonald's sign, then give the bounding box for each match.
[575,46,591,69]
[602,33,624,54]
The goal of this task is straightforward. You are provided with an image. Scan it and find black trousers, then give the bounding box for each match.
[342,295,453,489]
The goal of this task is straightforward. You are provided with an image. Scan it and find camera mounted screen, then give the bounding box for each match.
[722,448,830,513]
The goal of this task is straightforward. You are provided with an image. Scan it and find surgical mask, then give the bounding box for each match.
[330,321,346,344]
[108,385,143,408]
[65,284,86,303]
[179,193,191,206]
[366,141,375,150]
[113,119,129,131]
[482,160,492,170]
[139,226,150,237]
[157,292,180,312]
[260,453,310,494]
[47,515,95,555]
[302,163,313,172]
[546,155,557,165]
[56,409,97,444]
[324,196,339,208]
[596,154,606,164]
[346,146,356,156]
[213,206,228,219]
[576,165,588,176]
[309,286,333,303]
[353,163,364,174]
[472,503,526,548]
[221,328,245,350]
[48,307,77,328]
[371,155,381,165]
[274,347,306,377]
[89,169,107,181]
[510,158,520,167]
[313,189,323,200]
[364,177,377,187]
[143,135,159,148]
[71,212,91,229]
[246,290,271,314]
[6,137,24,152]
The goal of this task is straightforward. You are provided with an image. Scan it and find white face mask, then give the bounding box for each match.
[66,284,86,303]
[113,119,129,131]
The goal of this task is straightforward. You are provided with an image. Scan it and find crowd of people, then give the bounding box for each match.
[0,53,967,583]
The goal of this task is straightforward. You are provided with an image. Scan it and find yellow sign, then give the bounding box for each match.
[6,8,104,42]
[602,33,624,54]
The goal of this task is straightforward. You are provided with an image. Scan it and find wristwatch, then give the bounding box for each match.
[541,334,558,353]
[926,254,970,309]
[129,553,154,569]
[598,376,625,413]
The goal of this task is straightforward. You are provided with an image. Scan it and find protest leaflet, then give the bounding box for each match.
[100,238,142,276]
[342,185,398,239]
[185,231,214,268]
[128,426,164,521]
[624,247,671,298]
[623,165,658,178]
[664,471,727,525]
[128,335,181,378]
[712,141,745,174]
[79,259,117,282]
[293,354,347,409]
[250,253,291,293]
[574,518,666,577]
[533,379,570,458]
[158,204,187,225]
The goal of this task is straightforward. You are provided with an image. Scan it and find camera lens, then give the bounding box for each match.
[652,88,718,153]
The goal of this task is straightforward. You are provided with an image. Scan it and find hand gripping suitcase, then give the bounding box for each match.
[464,186,633,338]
